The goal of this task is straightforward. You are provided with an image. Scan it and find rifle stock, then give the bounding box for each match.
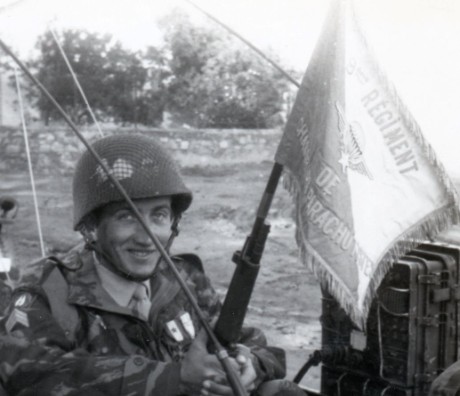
[214,162,283,345]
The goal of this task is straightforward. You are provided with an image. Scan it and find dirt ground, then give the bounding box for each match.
[0,155,323,389]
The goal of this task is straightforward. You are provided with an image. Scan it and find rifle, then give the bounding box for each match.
[214,162,283,345]
[184,0,293,346]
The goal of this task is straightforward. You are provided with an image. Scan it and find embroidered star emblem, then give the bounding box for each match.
[339,152,350,173]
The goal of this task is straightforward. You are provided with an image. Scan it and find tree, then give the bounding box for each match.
[159,10,220,126]
[28,29,166,126]
[137,46,171,126]
[201,44,289,128]
[28,17,291,129]
[29,30,113,124]
[104,43,147,125]
[160,9,290,128]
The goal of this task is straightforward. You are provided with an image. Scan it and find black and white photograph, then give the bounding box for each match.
[0,0,459,395]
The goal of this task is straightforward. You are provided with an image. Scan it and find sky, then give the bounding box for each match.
[0,0,459,175]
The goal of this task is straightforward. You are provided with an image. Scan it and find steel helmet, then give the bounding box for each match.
[72,134,192,231]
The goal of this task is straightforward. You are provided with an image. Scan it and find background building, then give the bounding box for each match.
[0,72,19,127]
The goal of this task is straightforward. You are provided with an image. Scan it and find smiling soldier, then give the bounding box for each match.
[0,134,289,396]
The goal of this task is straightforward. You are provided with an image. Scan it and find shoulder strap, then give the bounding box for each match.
[41,262,80,344]
[173,253,204,272]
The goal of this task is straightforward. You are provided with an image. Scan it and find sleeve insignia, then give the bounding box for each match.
[179,312,196,339]
[164,312,196,342]
[5,309,29,333]
[13,293,34,308]
[166,319,184,342]
[0,257,11,272]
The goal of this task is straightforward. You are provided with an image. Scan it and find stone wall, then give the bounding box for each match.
[0,126,283,175]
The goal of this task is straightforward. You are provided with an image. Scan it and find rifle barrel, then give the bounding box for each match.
[214,162,283,345]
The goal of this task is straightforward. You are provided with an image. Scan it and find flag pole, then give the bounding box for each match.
[183,0,301,89]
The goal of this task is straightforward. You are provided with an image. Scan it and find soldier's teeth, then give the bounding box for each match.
[130,250,153,258]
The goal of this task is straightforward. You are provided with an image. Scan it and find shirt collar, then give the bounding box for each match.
[93,253,151,307]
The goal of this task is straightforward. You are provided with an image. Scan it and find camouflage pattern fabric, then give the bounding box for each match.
[0,247,285,395]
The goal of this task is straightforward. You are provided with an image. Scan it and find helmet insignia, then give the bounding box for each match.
[95,158,134,183]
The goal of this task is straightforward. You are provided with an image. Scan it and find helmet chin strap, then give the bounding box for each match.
[165,215,181,252]
[86,215,182,282]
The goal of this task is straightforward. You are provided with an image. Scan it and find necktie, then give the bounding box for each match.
[130,284,151,320]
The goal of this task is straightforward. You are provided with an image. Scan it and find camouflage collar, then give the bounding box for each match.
[62,249,194,322]
[65,249,146,320]
[94,254,151,307]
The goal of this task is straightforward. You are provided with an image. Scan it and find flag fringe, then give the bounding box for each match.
[283,169,460,328]
[360,203,460,324]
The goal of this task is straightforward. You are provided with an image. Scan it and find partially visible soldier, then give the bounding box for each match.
[0,134,288,395]
[0,197,18,314]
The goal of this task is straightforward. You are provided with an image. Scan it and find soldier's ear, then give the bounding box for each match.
[81,228,97,245]
[77,213,98,244]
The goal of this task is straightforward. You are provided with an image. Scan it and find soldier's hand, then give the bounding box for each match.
[180,329,238,395]
[200,344,257,396]
[235,344,257,392]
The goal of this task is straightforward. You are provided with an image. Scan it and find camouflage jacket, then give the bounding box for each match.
[0,247,285,395]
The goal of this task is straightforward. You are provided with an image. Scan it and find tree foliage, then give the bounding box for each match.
[160,9,290,128]
[27,11,291,128]
[30,30,112,124]
[29,30,165,125]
